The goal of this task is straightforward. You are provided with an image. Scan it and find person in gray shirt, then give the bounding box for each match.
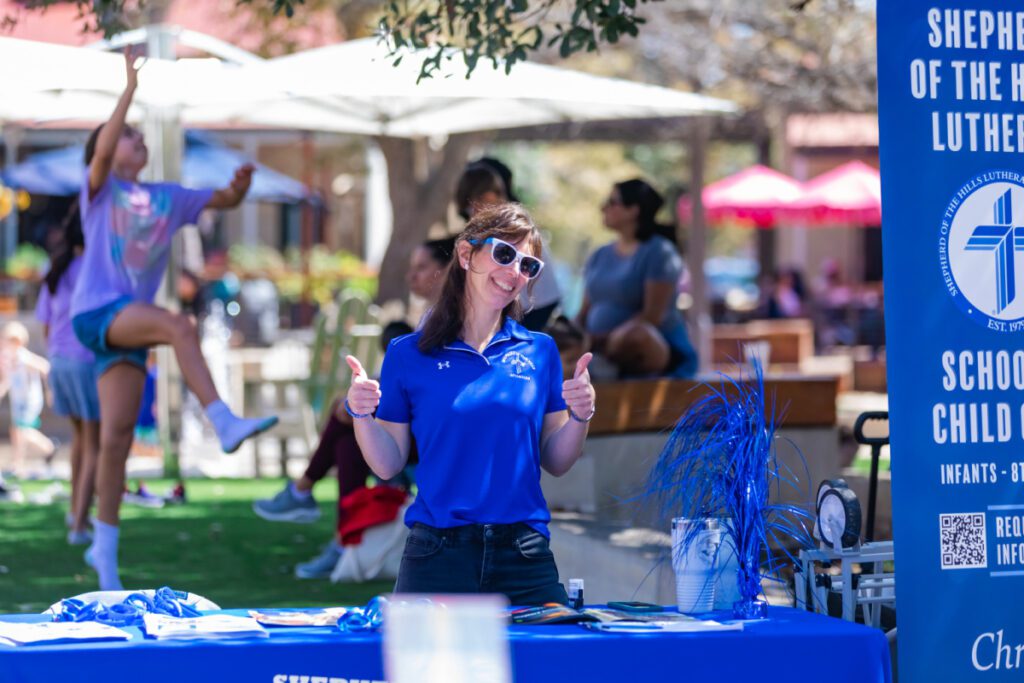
[577,179,697,378]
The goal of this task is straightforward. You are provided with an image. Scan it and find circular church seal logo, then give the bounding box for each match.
[939,171,1024,333]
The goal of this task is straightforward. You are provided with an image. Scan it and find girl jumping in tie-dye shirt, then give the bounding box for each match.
[70,49,277,590]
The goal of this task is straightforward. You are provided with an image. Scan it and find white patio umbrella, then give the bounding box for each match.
[0,36,274,122]
[186,38,737,137]
[2,34,735,139]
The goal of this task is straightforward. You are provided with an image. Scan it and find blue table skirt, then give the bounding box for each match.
[0,606,891,683]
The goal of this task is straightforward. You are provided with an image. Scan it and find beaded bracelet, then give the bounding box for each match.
[568,407,595,423]
[344,399,373,419]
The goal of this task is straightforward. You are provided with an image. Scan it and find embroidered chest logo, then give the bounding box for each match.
[437,361,450,370]
[501,351,535,380]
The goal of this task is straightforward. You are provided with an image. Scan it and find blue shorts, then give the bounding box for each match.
[13,416,42,430]
[72,296,148,376]
[49,356,101,421]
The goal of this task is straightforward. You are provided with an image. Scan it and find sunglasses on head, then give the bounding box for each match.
[467,237,545,280]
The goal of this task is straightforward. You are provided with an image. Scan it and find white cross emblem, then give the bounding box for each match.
[437,361,450,370]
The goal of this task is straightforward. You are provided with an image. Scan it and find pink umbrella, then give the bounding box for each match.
[784,160,881,225]
[678,164,804,228]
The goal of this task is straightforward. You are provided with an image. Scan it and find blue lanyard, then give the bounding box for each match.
[55,587,202,627]
[334,596,439,633]
[336,596,387,633]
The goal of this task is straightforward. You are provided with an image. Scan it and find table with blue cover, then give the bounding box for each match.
[0,606,891,683]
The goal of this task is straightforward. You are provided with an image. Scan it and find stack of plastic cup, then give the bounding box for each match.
[671,517,722,613]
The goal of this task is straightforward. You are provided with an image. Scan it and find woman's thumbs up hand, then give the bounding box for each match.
[562,352,596,423]
[345,355,381,417]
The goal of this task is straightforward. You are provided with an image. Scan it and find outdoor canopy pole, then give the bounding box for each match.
[1,124,22,268]
[140,24,186,477]
[688,117,711,373]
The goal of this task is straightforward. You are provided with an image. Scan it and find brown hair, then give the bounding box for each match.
[418,203,542,354]
[84,125,104,165]
[84,124,139,166]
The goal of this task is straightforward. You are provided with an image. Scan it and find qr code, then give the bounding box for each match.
[940,513,987,569]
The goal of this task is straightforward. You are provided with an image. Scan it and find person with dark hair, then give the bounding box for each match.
[345,203,595,604]
[70,51,276,590]
[455,164,507,221]
[255,320,414,579]
[455,158,561,331]
[577,178,697,378]
[34,207,99,546]
[406,237,456,310]
[254,236,455,579]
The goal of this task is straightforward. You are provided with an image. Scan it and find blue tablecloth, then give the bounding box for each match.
[0,606,891,683]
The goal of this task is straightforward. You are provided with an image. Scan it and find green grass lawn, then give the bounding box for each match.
[0,478,393,614]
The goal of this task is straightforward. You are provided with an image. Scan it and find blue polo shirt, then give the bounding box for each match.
[376,317,566,537]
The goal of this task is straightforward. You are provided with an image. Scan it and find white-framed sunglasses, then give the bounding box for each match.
[467,237,545,280]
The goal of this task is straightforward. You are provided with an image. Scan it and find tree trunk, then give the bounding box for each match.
[374,134,480,305]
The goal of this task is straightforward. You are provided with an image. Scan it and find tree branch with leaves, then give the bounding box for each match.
[7,1,657,80]
[377,0,653,80]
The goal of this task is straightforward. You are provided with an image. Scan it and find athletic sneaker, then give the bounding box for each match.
[294,542,343,579]
[0,481,23,503]
[253,483,320,523]
[123,482,165,509]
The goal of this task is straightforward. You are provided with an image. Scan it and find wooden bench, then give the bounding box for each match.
[712,319,815,366]
[542,374,841,523]
[589,374,837,435]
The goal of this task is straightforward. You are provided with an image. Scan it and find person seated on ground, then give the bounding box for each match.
[456,158,562,331]
[253,320,415,579]
[254,235,454,524]
[576,179,697,379]
[252,236,456,578]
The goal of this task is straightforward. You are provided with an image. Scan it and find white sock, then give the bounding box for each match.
[91,520,123,591]
[205,400,235,435]
[206,401,278,453]
[289,481,312,500]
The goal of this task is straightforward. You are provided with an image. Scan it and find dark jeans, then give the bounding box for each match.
[395,523,569,606]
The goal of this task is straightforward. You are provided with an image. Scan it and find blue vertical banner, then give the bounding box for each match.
[879,2,1024,680]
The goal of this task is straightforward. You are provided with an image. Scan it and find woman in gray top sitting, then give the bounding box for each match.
[576,179,697,378]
